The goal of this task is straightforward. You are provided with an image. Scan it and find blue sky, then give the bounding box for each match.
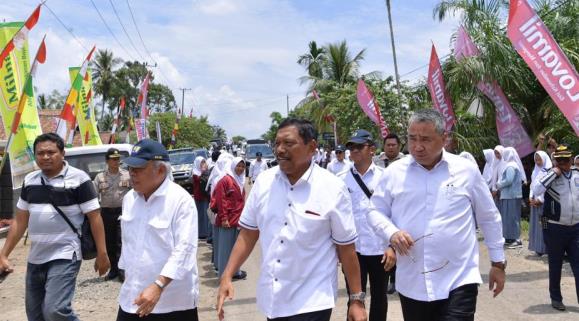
[1,0,461,139]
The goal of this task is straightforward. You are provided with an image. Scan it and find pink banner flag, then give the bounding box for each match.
[507,0,579,135]
[427,44,456,132]
[136,72,151,140]
[356,79,389,138]
[455,26,534,156]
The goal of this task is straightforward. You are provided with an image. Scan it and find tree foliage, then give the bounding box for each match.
[148,113,213,149]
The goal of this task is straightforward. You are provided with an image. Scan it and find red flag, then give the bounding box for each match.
[356,79,389,138]
[427,44,456,132]
[0,5,41,68]
[507,0,579,135]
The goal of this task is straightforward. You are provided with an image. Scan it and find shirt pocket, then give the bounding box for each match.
[147,218,174,256]
[438,185,470,214]
[291,203,329,249]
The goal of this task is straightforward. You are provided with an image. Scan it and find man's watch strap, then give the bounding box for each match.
[349,292,366,305]
[491,260,507,271]
[154,279,166,290]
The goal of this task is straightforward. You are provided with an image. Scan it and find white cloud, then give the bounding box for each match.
[197,0,238,15]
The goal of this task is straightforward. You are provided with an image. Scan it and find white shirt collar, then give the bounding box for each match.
[277,160,315,187]
[409,150,449,171]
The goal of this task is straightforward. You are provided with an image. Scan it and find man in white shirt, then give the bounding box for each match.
[373,133,405,169]
[249,152,269,183]
[368,109,506,321]
[217,118,367,321]
[327,145,351,175]
[117,139,199,321]
[339,129,395,321]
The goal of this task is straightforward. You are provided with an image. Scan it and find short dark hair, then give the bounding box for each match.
[33,133,65,153]
[384,133,401,145]
[277,118,318,144]
[211,150,221,162]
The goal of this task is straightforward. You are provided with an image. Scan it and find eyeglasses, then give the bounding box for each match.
[409,233,450,274]
[347,144,370,151]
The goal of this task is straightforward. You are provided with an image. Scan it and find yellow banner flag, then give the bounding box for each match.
[0,22,42,188]
[68,67,101,145]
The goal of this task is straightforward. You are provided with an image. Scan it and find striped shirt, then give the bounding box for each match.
[18,161,100,264]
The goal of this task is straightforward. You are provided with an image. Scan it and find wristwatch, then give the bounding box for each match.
[491,260,507,271]
[154,279,166,290]
[349,292,366,305]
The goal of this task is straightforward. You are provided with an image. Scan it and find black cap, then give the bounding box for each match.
[335,145,346,152]
[347,129,374,145]
[105,148,121,159]
[256,152,263,157]
[123,139,170,168]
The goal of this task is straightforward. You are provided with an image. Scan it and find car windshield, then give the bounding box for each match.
[169,152,196,165]
[247,145,274,158]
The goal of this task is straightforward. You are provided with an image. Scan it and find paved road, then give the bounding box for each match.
[1,233,578,320]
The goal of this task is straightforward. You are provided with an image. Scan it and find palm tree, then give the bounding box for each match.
[297,41,327,79]
[37,93,47,109]
[324,40,366,87]
[91,49,122,120]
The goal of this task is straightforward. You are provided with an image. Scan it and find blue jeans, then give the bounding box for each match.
[26,256,82,321]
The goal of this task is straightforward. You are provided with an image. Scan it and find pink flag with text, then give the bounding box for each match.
[507,0,579,136]
[356,79,389,138]
[455,26,534,156]
[427,44,456,132]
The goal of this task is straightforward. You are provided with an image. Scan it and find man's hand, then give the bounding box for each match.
[0,255,13,275]
[134,283,163,317]
[389,231,414,256]
[94,252,110,276]
[552,167,562,177]
[347,301,367,321]
[488,267,506,298]
[381,247,396,272]
[217,278,235,321]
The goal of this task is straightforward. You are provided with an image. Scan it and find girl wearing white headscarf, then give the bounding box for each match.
[210,157,247,279]
[496,147,524,248]
[482,149,495,188]
[192,156,210,239]
[528,151,552,255]
[490,145,505,192]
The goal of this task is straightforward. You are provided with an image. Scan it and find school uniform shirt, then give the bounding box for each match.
[118,177,199,314]
[249,159,269,182]
[339,163,388,256]
[239,162,357,318]
[367,151,505,302]
[326,159,351,175]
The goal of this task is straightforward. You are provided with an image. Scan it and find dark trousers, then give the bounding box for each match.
[267,309,332,321]
[345,253,388,321]
[116,307,198,321]
[543,222,579,303]
[399,283,478,321]
[101,207,122,274]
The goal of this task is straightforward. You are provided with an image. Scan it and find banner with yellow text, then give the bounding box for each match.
[0,22,42,188]
[68,67,101,145]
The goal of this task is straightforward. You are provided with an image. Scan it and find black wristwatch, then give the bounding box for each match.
[491,260,507,271]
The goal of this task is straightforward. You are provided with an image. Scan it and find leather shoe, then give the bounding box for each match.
[551,300,566,311]
[104,271,119,281]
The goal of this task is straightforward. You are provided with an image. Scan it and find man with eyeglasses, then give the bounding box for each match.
[117,139,200,321]
[368,109,506,321]
[533,144,579,311]
[327,145,351,175]
[94,148,131,281]
[338,129,396,321]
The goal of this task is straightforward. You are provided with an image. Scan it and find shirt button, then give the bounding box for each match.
[290,187,294,191]
[280,240,284,244]
[275,278,278,282]
[288,203,291,207]
[284,222,288,226]
[277,259,281,263]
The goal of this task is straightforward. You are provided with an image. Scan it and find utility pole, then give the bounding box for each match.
[385,0,402,106]
[179,88,191,115]
[286,94,290,116]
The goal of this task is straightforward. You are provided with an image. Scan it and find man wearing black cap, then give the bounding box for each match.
[327,144,351,175]
[249,151,268,184]
[339,129,395,321]
[94,148,131,281]
[117,139,200,321]
[533,144,579,311]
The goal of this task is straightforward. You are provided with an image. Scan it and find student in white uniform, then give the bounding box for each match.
[326,145,351,175]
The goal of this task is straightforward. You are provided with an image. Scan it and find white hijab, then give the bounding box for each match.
[531,151,552,182]
[459,151,477,165]
[192,156,205,176]
[482,149,495,186]
[227,156,246,192]
[490,145,505,190]
[207,152,233,194]
[502,147,527,183]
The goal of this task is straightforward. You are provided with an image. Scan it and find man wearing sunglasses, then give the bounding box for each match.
[367,109,506,321]
[327,145,351,175]
[533,144,579,311]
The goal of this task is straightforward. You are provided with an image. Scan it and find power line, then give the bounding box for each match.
[41,1,89,52]
[399,53,451,79]
[108,0,146,62]
[88,0,136,61]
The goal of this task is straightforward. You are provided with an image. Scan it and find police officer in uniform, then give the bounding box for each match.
[94,148,131,281]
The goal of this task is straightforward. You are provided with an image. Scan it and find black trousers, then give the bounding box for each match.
[101,207,122,273]
[543,222,579,303]
[267,309,332,321]
[399,283,478,321]
[116,307,198,321]
[345,253,389,321]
